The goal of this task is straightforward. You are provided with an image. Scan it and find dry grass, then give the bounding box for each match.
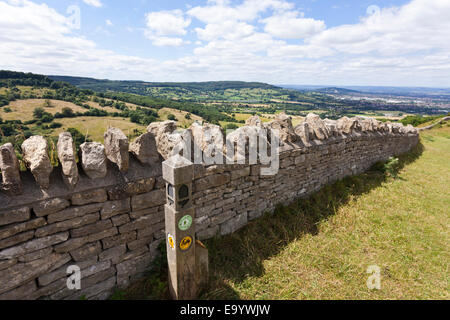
[51,116,146,143]
[158,107,203,128]
[0,99,89,121]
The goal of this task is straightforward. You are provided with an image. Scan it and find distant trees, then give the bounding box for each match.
[167,113,176,121]
[33,107,53,122]
[61,107,75,117]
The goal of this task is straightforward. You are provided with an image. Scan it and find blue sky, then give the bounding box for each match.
[0,0,449,86]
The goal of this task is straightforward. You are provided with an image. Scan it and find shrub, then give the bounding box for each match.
[49,122,62,129]
[225,123,238,130]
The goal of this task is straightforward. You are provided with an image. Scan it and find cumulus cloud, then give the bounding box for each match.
[144,9,190,46]
[83,0,102,8]
[262,11,326,39]
[0,0,450,86]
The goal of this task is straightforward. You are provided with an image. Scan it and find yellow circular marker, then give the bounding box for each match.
[179,236,193,251]
[167,234,175,251]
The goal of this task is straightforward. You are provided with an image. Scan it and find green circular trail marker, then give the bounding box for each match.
[178,215,193,231]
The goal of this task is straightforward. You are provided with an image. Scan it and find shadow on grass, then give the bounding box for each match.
[119,141,424,300]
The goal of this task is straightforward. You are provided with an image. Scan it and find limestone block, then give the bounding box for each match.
[0,207,30,227]
[104,127,129,172]
[80,142,107,179]
[129,132,160,165]
[33,198,70,217]
[264,112,298,143]
[57,132,79,189]
[71,188,107,206]
[0,143,22,195]
[0,232,69,260]
[21,136,53,189]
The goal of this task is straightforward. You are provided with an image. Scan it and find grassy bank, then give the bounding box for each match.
[120,124,449,300]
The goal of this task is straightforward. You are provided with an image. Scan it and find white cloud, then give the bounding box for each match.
[83,0,102,8]
[262,11,325,39]
[144,9,191,46]
[0,0,450,86]
[187,0,293,24]
[105,19,113,26]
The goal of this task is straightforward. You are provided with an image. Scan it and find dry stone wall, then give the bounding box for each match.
[0,114,419,299]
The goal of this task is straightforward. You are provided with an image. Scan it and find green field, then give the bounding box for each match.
[119,123,450,300]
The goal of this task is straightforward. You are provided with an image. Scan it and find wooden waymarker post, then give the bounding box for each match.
[163,155,207,300]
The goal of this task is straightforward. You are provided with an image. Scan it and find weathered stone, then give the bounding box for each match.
[65,276,116,300]
[101,198,130,220]
[30,277,67,300]
[80,142,107,179]
[0,218,45,240]
[70,241,102,261]
[294,122,310,143]
[0,230,35,250]
[0,143,22,195]
[245,115,263,127]
[0,280,37,300]
[38,256,98,286]
[131,189,165,211]
[70,220,112,238]
[107,177,156,200]
[0,232,69,260]
[220,212,248,235]
[305,113,330,140]
[111,214,130,227]
[118,215,159,234]
[18,247,53,262]
[129,132,160,165]
[57,132,79,189]
[264,112,298,143]
[54,237,89,253]
[195,173,230,192]
[190,122,225,160]
[21,136,53,189]
[0,253,70,295]
[231,166,251,180]
[211,210,236,226]
[47,203,103,223]
[130,206,159,219]
[336,116,353,134]
[226,126,267,163]
[71,188,107,206]
[137,221,164,239]
[33,198,70,217]
[87,227,118,243]
[35,213,99,238]
[0,258,17,271]
[104,127,129,172]
[127,235,153,251]
[81,260,112,279]
[147,120,190,159]
[323,119,340,137]
[101,231,136,249]
[196,225,219,240]
[116,253,152,288]
[98,244,126,263]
